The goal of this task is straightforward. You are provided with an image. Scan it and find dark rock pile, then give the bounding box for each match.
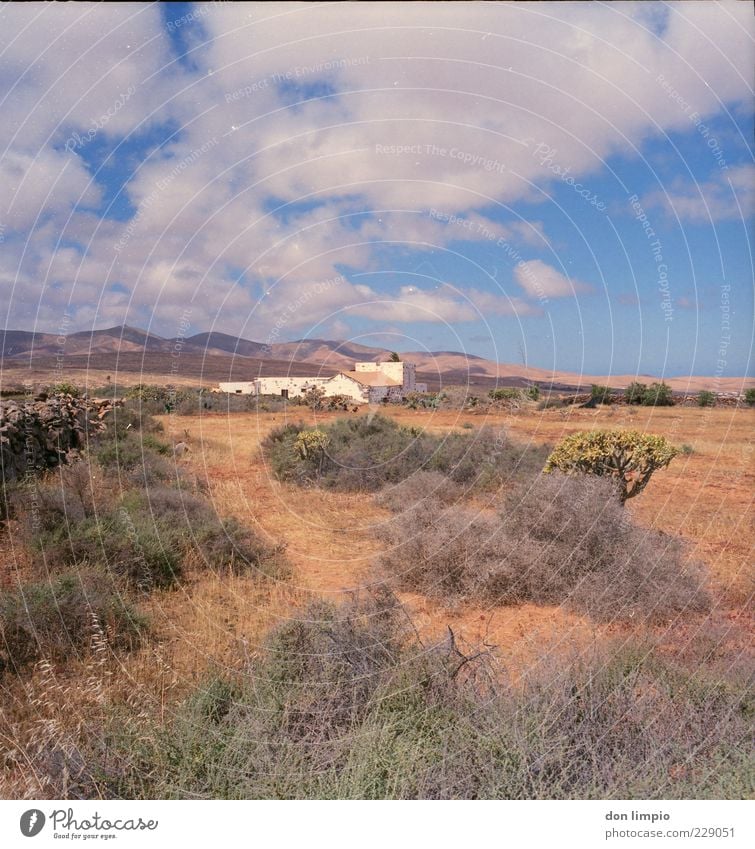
[0,394,109,482]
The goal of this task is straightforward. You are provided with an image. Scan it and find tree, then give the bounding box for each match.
[643,382,674,406]
[544,429,678,503]
[625,382,647,405]
[744,389,755,406]
[389,351,401,362]
[591,385,614,404]
[698,390,715,407]
[303,385,326,411]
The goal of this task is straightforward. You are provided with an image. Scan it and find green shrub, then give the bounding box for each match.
[526,385,540,401]
[0,570,144,676]
[591,385,614,404]
[489,387,522,402]
[745,388,755,406]
[263,415,547,492]
[544,429,678,502]
[403,391,439,410]
[643,381,674,406]
[698,390,716,407]
[625,381,647,405]
[51,381,80,397]
[302,385,326,410]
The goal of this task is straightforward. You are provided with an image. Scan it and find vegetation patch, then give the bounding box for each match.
[375,472,709,621]
[544,429,678,502]
[73,591,748,799]
[263,414,548,492]
[0,569,145,676]
[625,381,675,406]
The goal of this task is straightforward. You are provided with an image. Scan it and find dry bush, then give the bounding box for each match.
[70,592,751,800]
[10,400,288,591]
[21,484,287,591]
[375,470,463,513]
[0,569,144,676]
[375,473,709,622]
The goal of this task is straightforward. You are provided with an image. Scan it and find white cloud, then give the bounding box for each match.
[641,164,755,223]
[0,1,752,337]
[514,260,592,299]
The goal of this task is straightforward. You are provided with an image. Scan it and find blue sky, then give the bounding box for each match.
[0,1,752,377]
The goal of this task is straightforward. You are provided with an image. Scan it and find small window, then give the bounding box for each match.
[281,389,289,399]
[235,389,242,394]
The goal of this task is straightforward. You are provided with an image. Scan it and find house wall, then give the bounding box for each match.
[255,376,330,397]
[218,381,257,394]
[325,373,370,402]
[354,360,415,391]
[401,362,416,392]
[254,373,369,402]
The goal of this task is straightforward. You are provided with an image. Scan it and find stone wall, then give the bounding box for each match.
[0,394,110,483]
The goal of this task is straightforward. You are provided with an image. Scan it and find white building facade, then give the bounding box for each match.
[218,360,417,403]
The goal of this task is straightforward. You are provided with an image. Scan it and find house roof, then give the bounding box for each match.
[342,370,401,387]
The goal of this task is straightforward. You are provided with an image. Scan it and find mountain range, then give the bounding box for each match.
[1,325,752,394]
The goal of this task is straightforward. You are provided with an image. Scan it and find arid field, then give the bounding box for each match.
[2,400,752,798]
[153,403,753,667]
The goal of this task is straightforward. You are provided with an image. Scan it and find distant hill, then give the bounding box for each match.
[0,330,58,358]
[183,332,268,358]
[1,324,752,394]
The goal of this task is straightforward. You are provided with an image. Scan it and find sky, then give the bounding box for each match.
[0,1,752,377]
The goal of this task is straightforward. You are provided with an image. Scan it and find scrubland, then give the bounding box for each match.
[1,399,752,799]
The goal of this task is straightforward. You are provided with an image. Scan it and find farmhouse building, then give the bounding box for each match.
[218,359,419,403]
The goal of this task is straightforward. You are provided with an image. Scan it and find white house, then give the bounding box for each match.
[218,360,417,403]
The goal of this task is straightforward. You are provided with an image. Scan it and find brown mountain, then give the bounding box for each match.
[1,325,752,394]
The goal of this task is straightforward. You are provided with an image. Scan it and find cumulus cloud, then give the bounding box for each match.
[514,260,592,299]
[0,1,752,338]
[640,165,755,223]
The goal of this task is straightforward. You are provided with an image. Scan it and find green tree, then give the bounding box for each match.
[625,382,647,405]
[744,388,755,406]
[389,351,401,362]
[591,385,614,404]
[544,429,678,503]
[643,382,674,406]
[698,390,715,407]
